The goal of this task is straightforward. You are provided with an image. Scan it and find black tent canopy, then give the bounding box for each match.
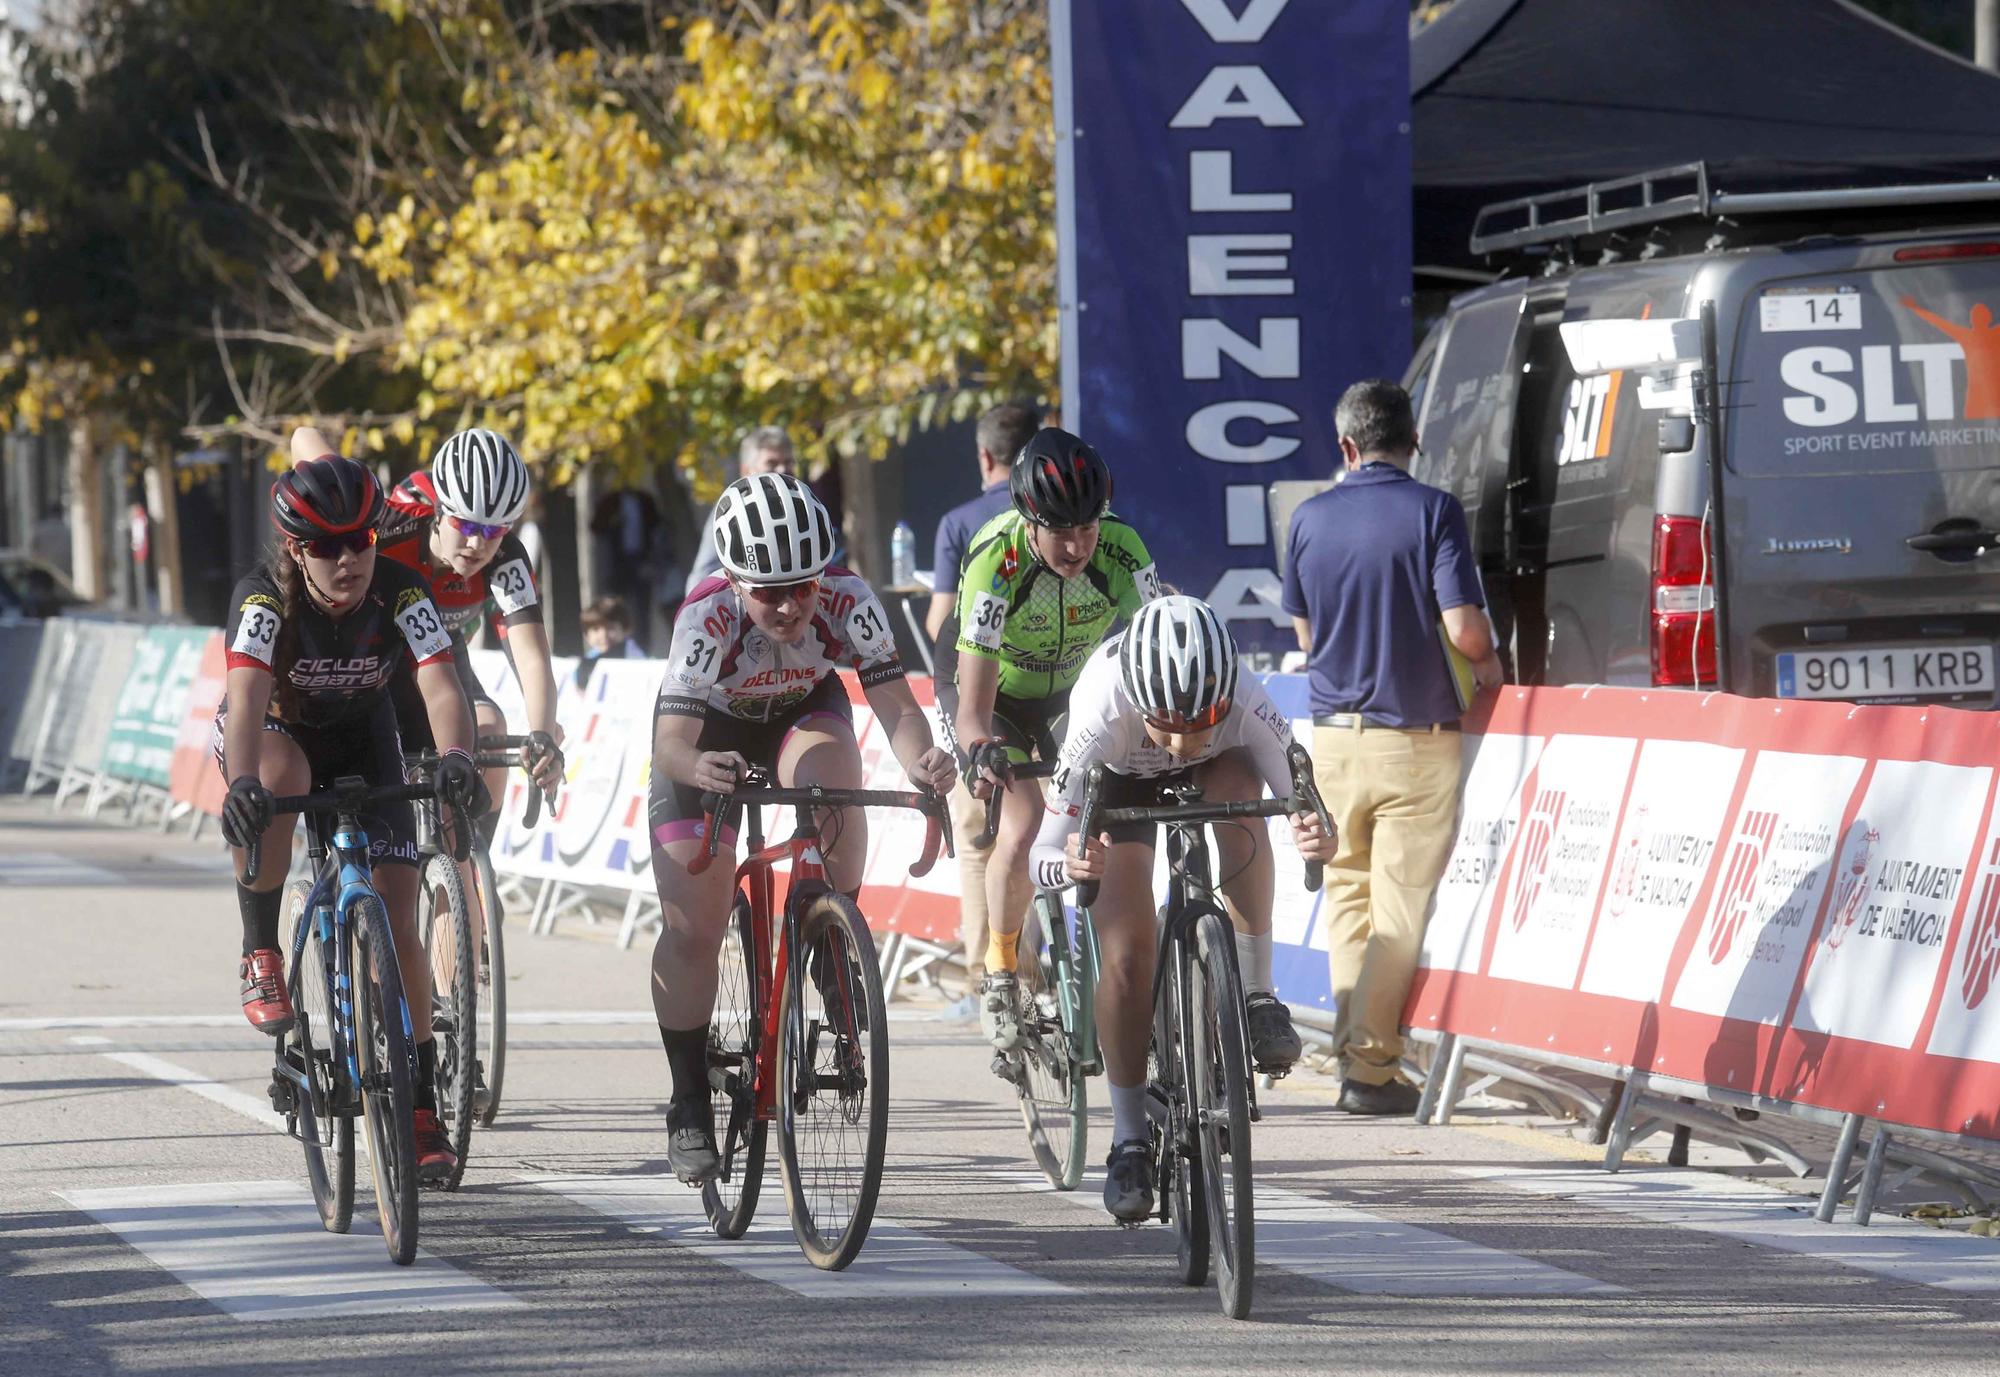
[1412,0,2000,278]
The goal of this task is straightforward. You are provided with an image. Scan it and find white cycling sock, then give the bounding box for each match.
[1235,929,1274,996]
[1108,1079,1149,1147]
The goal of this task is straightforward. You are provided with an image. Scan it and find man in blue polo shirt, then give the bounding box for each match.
[926,400,1041,1020]
[1282,379,1503,1116]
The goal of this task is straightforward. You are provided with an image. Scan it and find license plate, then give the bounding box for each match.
[1774,643,1995,702]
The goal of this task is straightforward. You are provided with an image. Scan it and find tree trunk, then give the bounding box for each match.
[143,432,185,618]
[1982,0,1999,71]
[574,461,601,607]
[838,445,883,586]
[66,414,106,602]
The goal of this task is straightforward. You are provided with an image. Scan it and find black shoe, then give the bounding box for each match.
[1245,993,1303,1073]
[1102,1139,1156,1224]
[666,1097,721,1185]
[1336,1077,1421,1117]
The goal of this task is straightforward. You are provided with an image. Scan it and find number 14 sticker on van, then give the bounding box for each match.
[1775,643,1994,703]
[1761,286,1862,332]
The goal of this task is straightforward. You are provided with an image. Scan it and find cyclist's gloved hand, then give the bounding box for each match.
[963,739,1012,798]
[437,748,491,818]
[221,775,274,849]
[523,730,565,793]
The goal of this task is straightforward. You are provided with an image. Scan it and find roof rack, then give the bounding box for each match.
[1469,160,2000,256]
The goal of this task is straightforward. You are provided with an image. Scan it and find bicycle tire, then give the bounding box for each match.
[287,878,352,1233]
[421,853,477,1189]
[354,895,420,1266]
[1154,934,1208,1287]
[1018,892,1088,1190]
[1191,910,1255,1320]
[777,889,888,1271]
[473,847,507,1126]
[703,889,769,1238]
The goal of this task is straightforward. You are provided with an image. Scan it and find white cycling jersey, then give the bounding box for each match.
[1029,637,1295,890]
[656,570,904,723]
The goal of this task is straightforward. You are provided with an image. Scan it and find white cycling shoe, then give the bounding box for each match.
[979,971,1024,1054]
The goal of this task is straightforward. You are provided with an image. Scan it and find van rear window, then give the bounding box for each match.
[1732,263,2000,476]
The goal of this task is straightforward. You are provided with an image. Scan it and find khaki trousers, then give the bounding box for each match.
[949,780,992,986]
[1314,723,1463,1086]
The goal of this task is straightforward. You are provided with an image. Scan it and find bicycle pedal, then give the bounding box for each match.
[267,1076,298,1116]
[989,1052,1024,1086]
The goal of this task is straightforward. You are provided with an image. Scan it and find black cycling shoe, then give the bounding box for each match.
[666,1097,722,1185]
[1102,1139,1156,1224]
[1246,992,1303,1074]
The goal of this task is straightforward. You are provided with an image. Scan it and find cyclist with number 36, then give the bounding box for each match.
[649,473,956,1185]
[1031,596,1337,1222]
[215,431,488,1182]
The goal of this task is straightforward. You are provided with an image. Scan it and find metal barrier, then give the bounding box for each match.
[0,621,50,791]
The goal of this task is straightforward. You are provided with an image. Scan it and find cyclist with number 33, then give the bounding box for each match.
[215,431,488,1182]
[648,473,956,1185]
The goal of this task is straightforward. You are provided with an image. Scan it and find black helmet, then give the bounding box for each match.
[1009,427,1111,528]
[271,455,386,540]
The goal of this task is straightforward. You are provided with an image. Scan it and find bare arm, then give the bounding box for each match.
[291,426,338,462]
[416,659,475,756]
[1292,616,1312,653]
[222,666,275,782]
[1443,603,1505,689]
[954,650,1000,754]
[652,707,746,794]
[505,620,560,739]
[924,592,956,641]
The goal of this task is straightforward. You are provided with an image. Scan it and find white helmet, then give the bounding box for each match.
[431,428,529,526]
[712,472,837,584]
[1120,595,1238,729]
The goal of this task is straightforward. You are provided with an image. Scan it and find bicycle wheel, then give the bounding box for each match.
[421,853,477,1189]
[473,847,507,1125]
[1018,893,1088,1189]
[287,878,352,1233]
[1154,933,1207,1287]
[777,889,888,1271]
[354,896,420,1266]
[703,889,768,1238]
[1191,910,1255,1319]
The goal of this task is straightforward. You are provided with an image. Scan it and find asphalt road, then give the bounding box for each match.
[6,797,2000,1375]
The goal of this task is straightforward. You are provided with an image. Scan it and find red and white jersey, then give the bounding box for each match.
[1029,638,1295,890]
[655,570,905,723]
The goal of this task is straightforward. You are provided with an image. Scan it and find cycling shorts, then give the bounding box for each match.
[211,697,419,867]
[935,678,1070,766]
[646,675,854,850]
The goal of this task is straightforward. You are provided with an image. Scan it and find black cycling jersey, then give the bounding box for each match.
[224,558,454,731]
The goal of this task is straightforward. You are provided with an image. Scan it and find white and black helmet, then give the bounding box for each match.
[431,428,530,526]
[1121,595,1238,729]
[712,471,837,584]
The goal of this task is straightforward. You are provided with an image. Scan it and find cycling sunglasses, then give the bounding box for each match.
[449,515,509,540]
[742,576,821,606]
[1141,698,1232,735]
[299,527,378,560]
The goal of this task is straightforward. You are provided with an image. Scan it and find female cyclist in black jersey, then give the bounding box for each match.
[216,431,487,1180]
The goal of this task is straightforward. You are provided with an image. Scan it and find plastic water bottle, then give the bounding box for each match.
[891,520,916,588]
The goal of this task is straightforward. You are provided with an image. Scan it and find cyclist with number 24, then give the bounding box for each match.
[215,432,488,1182]
[1031,596,1337,1222]
[648,472,956,1185]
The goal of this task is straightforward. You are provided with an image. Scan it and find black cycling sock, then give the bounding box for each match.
[414,1038,438,1112]
[237,883,283,957]
[660,1023,711,1109]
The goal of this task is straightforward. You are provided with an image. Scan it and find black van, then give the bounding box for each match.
[1406,163,2000,707]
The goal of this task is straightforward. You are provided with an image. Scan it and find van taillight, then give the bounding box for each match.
[1652,514,1716,688]
[1893,243,2000,262]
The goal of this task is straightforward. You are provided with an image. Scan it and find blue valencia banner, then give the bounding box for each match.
[1054,0,1411,652]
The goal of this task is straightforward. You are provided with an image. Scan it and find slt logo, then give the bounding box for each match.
[1707,810,1780,964]
[1507,788,1567,932]
[1958,836,2000,1010]
[1822,827,1878,951]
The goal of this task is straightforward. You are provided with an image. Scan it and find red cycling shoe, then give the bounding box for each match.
[239,949,295,1036]
[411,1108,458,1181]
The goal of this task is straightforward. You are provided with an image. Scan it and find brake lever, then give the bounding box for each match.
[1287,742,1330,893]
[1072,763,1107,910]
[523,779,542,829]
[244,836,261,885]
[910,798,943,879]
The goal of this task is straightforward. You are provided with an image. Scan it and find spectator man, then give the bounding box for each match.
[686,426,796,586]
[925,401,1039,1020]
[1282,379,1502,1116]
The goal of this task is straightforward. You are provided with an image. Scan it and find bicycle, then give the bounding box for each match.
[690,767,952,1270]
[254,775,465,1266]
[974,761,1101,1192]
[463,733,551,1127]
[1072,740,1330,1320]
[403,741,548,1186]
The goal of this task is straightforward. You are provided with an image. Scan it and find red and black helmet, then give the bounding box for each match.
[1009,427,1112,529]
[271,455,386,540]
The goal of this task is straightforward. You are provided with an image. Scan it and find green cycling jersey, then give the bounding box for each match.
[953,510,1161,699]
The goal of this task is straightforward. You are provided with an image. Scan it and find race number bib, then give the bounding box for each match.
[966,591,1007,650]
[672,631,721,693]
[1135,563,1163,602]
[231,604,280,666]
[487,558,537,615]
[847,596,895,662]
[396,597,452,662]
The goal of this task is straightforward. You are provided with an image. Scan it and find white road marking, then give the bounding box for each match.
[1462,1166,2000,1291]
[528,1173,1070,1298]
[76,1041,283,1130]
[0,851,121,886]
[5,1008,934,1031]
[58,1181,521,1321]
[994,1168,1620,1296]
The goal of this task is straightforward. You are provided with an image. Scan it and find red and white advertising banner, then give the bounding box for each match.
[165,632,229,818]
[1405,686,2000,1141]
